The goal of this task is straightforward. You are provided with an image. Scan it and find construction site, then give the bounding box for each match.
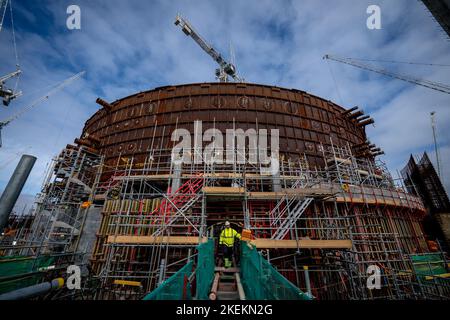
[1,5,450,302]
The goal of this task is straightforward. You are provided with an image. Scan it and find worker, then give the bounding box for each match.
[219,221,241,268]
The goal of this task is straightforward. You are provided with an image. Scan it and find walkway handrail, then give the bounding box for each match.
[240,241,312,300]
[143,260,193,300]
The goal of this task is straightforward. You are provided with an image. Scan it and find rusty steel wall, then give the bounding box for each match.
[81,82,367,169]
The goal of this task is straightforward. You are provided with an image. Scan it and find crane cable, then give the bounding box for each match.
[9,0,20,91]
[0,0,19,66]
[0,71,85,127]
[0,71,85,148]
[326,58,344,106]
[324,55,450,95]
[0,0,8,32]
[0,146,31,170]
[339,57,450,68]
[0,0,21,94]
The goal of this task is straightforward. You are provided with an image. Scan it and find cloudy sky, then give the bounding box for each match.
[0,0,449,212]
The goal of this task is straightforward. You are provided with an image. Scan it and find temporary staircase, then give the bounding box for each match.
[271,197,313,240]
[142,239,312,301]
[151,175,204,237]
[209,268,245,300]
[94,171,126,200]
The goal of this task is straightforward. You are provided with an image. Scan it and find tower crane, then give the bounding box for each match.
[323,54,450,95]
[174,14,244,83]
[0,71,85,147]
[1,0,22,106]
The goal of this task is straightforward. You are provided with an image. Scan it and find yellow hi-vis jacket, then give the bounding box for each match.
[219,228,241,247]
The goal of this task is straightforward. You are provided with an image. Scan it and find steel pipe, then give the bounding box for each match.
[0,278,64,300]
[95,97,113,111]
[357,118,375,127]
[0,154,36,231]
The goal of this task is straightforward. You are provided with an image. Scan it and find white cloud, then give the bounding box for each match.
[0,0,449,205]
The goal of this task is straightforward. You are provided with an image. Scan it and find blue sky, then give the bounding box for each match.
[1,0,449,211]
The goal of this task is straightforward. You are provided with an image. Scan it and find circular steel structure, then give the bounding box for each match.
[81,82,367,168]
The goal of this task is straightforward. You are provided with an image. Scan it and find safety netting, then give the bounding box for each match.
[0,255,54,294]
[411,253,449,282]
[142,260,193,300]
[196,239,215,300]
[240,242,312,300]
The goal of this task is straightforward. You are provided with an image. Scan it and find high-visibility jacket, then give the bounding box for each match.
[219,228,241,247]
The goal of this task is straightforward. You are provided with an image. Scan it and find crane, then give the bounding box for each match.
[0,71,85,147]
[323,54,450,95]
[174,14,244,83]
[0,70,22,106]
[0,0,22,106]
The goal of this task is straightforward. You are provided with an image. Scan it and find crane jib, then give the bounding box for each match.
[174,14,244,83]
[324,54,450,95]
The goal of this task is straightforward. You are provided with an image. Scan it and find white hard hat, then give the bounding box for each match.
[225,221,230,226]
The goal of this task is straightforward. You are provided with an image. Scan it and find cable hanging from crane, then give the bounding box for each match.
[0,71,86,147]
[174,14,244,83]
[323,54,450,95]
[0,0,21,106]
[333,56,450,68]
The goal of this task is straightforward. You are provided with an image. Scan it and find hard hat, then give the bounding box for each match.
[225,221,230,227]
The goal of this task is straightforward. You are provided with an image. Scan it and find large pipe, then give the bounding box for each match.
[356,115,371,122]
[0,278,64,300]
[95,98,113,111]
[347,110,364,119]
[0,154,37,232]
[341,106,358,115]
[74,138,92,148]
[357,118,375,127]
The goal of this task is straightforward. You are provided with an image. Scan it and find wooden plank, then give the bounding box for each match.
[332,196,425,212]
[283,188,335,196]
[202,186,245,194]
[115,174,172,181]
[107,235,207,244]
[107,235,352,249]
[247,192,284,199]
[248,188,334,199]
[113,280,142,287]
[250,239,353,249]
[94,194,106,201]
[425,273,450,280]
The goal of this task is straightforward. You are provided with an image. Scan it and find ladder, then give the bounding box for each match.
[269,178,303,227]
[151,176,204,236]
[271,197,313,240]
[95,171,126,196]
[209,267,245,300]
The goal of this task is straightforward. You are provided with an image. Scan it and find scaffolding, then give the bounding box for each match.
[2,132,448,300]
[0,144,103,299]
[86,139,449,300]
[20,145,103,256]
